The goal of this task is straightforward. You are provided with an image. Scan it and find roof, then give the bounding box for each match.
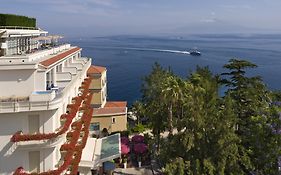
[87,65,106,74]
[40,47,80,67]
[93,107,127,116]
[93,101,127,116]
[104,101,127,108]
[79,138,97,167]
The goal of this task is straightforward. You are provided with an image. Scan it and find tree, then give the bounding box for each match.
[138,60,281,174]
[141,63,171,150]
[160,75,183,135]
[222,59,281,174]
[159,67,245,174]
[131,100,145,124]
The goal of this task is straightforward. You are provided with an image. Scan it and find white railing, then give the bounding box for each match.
[0,58,91,113]
[0,26,37,30]
[57,72,72,81]
[0,44,71,64]
[28,44,71,61]
[68,62,83,70]
[63,67,77,75]
[29,90,56,102]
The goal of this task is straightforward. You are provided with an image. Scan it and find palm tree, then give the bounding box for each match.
[161,75,183,135]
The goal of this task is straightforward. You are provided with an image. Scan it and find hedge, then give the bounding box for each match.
[0,14,36,27]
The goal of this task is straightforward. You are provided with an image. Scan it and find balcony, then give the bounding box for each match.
[0,58,91,113]
[68,62,83,71]
[57,72,72,87]
[29,90,56,102]
[62,67,77,76]
[0,44,71,64]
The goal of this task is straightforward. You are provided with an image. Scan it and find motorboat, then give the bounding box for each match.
[189,49,201,56]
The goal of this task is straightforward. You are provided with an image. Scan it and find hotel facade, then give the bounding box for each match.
[0,15,127,175]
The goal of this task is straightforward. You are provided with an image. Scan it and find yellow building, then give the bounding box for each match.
[87,66,127,135]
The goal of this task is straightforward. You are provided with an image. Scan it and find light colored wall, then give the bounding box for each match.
[41,148,57,172]
[101,71,106,88]
[0,109,59,174]
[91,90,102,106]
[0,69,35,98]
[0,111,29,174]
[90,76,101,89]
[91,114,127,133]
[34,71,46,91]
[111,114,127,132]
[90,85,106,107]
[101,84,107,106]
[89,71,106,90]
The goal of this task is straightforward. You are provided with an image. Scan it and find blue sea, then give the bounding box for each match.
[68,35,281,106]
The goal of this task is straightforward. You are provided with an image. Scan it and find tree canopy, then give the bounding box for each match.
[137,60,281,175]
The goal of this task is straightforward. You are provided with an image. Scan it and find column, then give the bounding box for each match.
[52,68,57,87]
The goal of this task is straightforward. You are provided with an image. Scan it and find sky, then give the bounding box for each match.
[1,0,281,37]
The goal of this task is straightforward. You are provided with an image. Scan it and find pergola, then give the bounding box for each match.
[78,133,121,175]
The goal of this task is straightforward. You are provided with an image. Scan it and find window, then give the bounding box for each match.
[112,118,116,124]
[90,123,100,131]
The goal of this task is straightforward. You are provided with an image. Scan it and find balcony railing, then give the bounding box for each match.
[0,26,38,30]
[0,44,71,63]
[29,90,56,102]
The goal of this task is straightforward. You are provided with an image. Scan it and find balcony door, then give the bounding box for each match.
[29,151,40,173]
[28,115,39,134]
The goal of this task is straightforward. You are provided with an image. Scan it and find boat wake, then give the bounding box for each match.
[90,46,190,55]
[154,49,190,55]
[123,47,190,55]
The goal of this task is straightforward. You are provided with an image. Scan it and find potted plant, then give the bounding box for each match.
[138,156,141,168]
[123,156,127,169]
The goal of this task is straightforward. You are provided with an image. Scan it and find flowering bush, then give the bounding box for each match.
[121,143,130,155]
[121,137,130,145]
[133,143,148,155]
[132,135,144,143]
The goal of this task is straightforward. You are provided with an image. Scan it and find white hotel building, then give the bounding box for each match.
[0,26,122,174]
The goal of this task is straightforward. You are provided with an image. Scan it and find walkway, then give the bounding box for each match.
[113,167,154,175]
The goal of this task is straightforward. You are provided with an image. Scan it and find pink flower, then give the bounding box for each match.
[121,144,130,155]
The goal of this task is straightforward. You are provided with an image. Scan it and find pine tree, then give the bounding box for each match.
[222,59,281,174]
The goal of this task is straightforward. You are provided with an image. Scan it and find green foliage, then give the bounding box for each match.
[131,100,146,124]
[164,157,189,175]
[141,63,170,142]
[131,124,147,133]
[137,60,281,174]
[271,90,281,102]
[0,14,36,27]
[222,59,281,174]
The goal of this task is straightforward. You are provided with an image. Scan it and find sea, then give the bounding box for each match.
[68,34,281,106]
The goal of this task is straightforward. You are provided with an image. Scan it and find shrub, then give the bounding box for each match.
[0,14,36,27]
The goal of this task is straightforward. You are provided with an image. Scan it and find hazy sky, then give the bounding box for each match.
[1,0,281,37]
